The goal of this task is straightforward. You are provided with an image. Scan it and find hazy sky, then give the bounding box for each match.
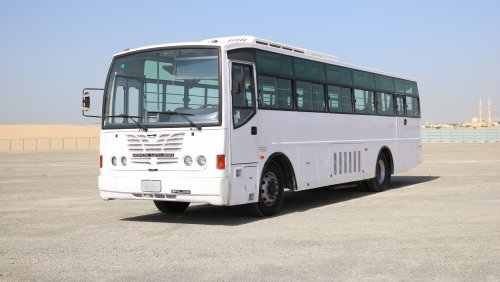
[0,0,499,124]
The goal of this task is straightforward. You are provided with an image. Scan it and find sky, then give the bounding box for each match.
[0,0,499,125]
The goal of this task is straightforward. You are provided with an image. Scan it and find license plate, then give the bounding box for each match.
[141,180,161,192]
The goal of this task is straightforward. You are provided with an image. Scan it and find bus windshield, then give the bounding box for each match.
[103,48,220,129]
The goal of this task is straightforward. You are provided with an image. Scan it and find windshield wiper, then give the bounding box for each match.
[106,114,148,132]
[159,111,202,130]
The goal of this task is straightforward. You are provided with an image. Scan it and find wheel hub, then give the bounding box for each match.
[261,172,279,206]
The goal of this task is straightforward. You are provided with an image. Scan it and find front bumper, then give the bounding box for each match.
[99,175,230,206]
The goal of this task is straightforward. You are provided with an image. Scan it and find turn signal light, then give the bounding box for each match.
[216,155,225,170]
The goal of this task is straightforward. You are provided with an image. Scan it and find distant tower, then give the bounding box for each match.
[479,98,483,127]
[488,98,492,127]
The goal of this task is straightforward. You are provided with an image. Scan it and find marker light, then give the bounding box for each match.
[100,155,103,168]
[216,155,225,170]
[197,155,206,166]
[184,156,193,166]
[111,157,117,166]
[121,157,127,166]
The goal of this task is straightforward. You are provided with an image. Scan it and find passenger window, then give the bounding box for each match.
[326,65,352,86]
[277,79,293,109]
[353,71,375,89]
[404,81,419,96]
[374,75,394,92]
[258,76,276,108]
[406,96,420,117]
[312,83,325,111]
[328,85,341,112]
[394,78,405,93]
[376,92,395,115]
[256,50,293,76]
[296,81,313,111]
[354,89,375,114]
[293,58,325,81]
[341,87,353,113]
[257,76,293,110]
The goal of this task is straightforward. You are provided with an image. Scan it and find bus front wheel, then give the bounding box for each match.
[253,161,285,217]
[154,201,190,214]
[366,153,391,192]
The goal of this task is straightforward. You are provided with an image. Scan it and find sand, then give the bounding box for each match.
[0,124,100,139]
[0,124,100,151]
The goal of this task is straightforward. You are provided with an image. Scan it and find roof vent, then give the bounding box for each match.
[203,36,338,61]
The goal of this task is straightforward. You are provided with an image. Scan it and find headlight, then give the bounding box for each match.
[184,156,193,166]
[121,157,127,166]
[111,156,117,166]
[197,155,206,166]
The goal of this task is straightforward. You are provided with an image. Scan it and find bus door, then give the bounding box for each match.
[229,62,258,204]
[396,94,409,138]
[230,62,258,164]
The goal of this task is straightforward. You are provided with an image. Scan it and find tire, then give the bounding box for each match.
[252,161,285,217]
[366,153,391,192]
[154,201,190,214]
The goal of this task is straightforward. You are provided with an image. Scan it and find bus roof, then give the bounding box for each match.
[114,35,416,82]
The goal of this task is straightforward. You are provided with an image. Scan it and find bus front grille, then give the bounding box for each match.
[126,133,185,165]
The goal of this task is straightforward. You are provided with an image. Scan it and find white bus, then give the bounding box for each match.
[82,36,422,216]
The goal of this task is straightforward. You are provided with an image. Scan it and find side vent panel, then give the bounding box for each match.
[330,145,364,183]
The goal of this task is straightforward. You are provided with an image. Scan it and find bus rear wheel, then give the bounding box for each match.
[154,201,190,214]
[366,153,391,192]
[252,161,284,217]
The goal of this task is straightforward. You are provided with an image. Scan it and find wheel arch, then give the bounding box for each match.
[379,146,394,174]
[264,153,297,191]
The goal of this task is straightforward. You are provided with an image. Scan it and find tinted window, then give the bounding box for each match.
[404,80,419,96]
[258,76,276,108]
[341,87,353,113]
[396,96,405,116]
[312,83,326,111]
[328,85,352,113]
[376,92,395,115]
[293,58,325,81]
[406,96,420,117]
[258,76,293,110]
[354,89,375,114]
[374,74,394,92]
[394,78,405,93]
[352,70,375,89]
[328,85,341,112]
[256,50,293,76]
[296,81,313,111]
[277,79,293,109]
[326,65,352,86]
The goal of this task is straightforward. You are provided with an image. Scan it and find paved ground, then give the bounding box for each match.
[0,144,499,281]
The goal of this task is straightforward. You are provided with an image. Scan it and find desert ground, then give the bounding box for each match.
[0,124,100,139]
[0,143,499,281]
[0,124,100,151]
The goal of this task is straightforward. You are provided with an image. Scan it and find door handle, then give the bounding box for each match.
[251,126,257,135]
[404,118,407,125]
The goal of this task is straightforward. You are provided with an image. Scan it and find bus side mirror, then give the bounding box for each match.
[82,88,104,118]
[82,92,90,111]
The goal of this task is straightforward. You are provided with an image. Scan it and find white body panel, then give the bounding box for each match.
[255,111,421,191]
